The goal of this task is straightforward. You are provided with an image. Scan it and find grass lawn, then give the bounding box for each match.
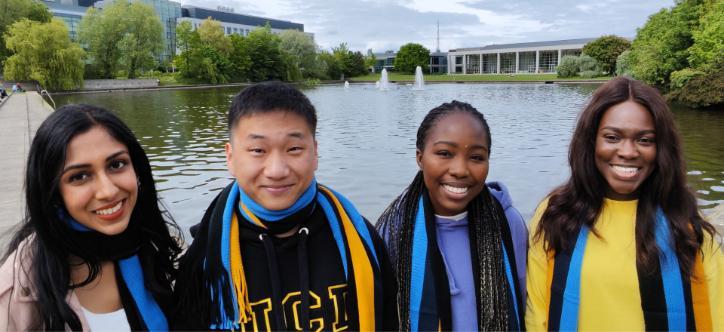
[350,73,611,82]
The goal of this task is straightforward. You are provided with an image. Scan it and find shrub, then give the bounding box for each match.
[577,55,599,72]
[579,70,599,78]
[615,50,633,77]
[557,55,579,78]
[667,65,723,108]
[669,68,703,90]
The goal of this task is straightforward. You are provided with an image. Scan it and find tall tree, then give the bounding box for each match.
[197,18,232,56]
[0,0,51,70]
[582,35,631,75]
[4,18,84,90]
[394,43,430,74]
[238,26,284,81]
[79,0,163,78]
[278,30,324,79]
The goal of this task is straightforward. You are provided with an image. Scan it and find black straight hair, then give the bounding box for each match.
[228,81,317,135]
[2,104,182,330]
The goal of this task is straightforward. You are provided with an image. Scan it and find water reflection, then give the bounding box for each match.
[53,84,723,232]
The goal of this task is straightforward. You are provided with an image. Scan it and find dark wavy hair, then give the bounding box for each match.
[534,77,717,276]
[2,104,183,330]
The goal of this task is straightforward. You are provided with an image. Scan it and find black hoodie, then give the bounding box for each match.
[172,185,398,331]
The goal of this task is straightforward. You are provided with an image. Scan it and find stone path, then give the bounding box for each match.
[0,92,53,246]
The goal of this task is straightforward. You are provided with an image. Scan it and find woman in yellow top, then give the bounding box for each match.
[526,77,722,331]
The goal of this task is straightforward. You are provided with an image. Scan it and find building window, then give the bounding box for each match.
[539,50,558,73]
[561,49,581,57]
[499,53,516,73]
[518,51,536,73]
[482,54,497,73]
[465,54,480,74]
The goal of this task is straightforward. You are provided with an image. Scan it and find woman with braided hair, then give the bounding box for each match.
[526,77,722,331]
[376,100,528,331]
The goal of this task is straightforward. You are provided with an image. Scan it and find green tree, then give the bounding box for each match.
[629,0,704,87]
[319,50,341,80]
[394,43,430,74]
[278,29,324,79]
[0,0,51,70]
[615,50,633,76]
[197,18,232,56]
[688,0,724,69]
[175,20,198,75]
[556,55,579,78]
[79,0,164,78]
[238,26,284,81]
[364,50,376,72]
[330,43,367,78]
[582,35,631,75]
[4,18,84,90]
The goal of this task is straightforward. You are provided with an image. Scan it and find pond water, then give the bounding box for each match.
[53,83,724,233]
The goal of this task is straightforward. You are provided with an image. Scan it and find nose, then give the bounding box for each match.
[448,156,469,178]
[95,172,119,200]
[263,151,291,180]
[617,139,640,159]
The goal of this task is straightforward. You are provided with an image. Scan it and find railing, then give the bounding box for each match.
[39,89,56,110]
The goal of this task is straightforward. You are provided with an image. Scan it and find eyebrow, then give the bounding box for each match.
[247,132,306,140]
[600,126,656,134]
[62,150,128,174]
[432,141,489,150]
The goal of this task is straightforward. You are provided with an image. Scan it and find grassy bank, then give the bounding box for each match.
[350,73,611,82]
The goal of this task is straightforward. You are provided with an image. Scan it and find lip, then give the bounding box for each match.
[262,184,295,195]
[93,199,126,221]
[609,164,642,180]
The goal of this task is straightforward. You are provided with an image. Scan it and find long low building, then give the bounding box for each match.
[447,38,596,74]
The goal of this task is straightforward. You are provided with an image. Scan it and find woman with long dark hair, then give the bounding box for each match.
[0,104,182,330]
[526,77,722,330]
[376,101,528,331]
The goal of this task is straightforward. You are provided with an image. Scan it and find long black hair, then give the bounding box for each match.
[2,104,183,330]
[377,100,511,330]
[534,77,717,276]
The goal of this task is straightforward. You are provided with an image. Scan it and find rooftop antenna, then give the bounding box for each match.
[436,20,440,52]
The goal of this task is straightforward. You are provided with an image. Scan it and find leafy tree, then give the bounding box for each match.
[364,50,376,72]
[0,0,51,70]
[278,30,324,79]
[4,18,84,90]
[197,18,232,56]
[688,0,724,70]
[79,0,164,78]
[582,35,631,75]
[319,50,341,80]
[175,21,198,75]
[615,50,633,76]
[119,2,163,78]
[577,55,599,72]
[238,26,284,81]
[330,43,367,78]
[227,34,251,81]
[629,0,704,87]
[394,43,430,74]
[556,55,579,78]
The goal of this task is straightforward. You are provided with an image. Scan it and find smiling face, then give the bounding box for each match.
[59,126,138,235]
[595,100,657,200]
[417,112,490,216]
[226,111,318,211]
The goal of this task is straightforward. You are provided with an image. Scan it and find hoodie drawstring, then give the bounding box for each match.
[298,227,310,332]
[260,233,286,330]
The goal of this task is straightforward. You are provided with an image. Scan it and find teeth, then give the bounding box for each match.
[96,201,122,215]
[442,184,468,194]
[612,165,639,174]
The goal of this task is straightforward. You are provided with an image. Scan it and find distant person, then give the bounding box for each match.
[526,77,722,330]
[376,101,528,331]
[0,87,7,99]
[173,82,398,330]
[11,84,17,93]
[0,104,183,330]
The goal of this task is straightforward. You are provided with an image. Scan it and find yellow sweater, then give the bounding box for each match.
[525,198,723,331]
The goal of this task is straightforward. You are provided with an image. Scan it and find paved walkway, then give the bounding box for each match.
[0,92,53,245]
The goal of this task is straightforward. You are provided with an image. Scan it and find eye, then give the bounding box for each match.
[603,134,620,142]
[435,150,452,158]
[638,136,656,145]
[108,159,128,171]
[68,172,90,184]
[248,148,265,155]
[471,154,487,162]
[288,146,304,153]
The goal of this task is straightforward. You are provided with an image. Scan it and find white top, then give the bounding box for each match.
[81,307,131,332]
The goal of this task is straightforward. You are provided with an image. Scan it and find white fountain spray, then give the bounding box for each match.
[344,81,349,89]
[379,69,390,91]
[412,66,425,90]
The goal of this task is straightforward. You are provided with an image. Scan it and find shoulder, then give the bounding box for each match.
[0,237,41,331]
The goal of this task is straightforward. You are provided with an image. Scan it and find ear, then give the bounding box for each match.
[313,139,319,171]
[225,141,235,177]
[416,148,423,169]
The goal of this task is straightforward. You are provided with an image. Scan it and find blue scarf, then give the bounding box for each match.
[548,208,712,331]
[210,179,381,330]
[64,217,168,331]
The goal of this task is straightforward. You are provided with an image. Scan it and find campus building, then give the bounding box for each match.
[446,38,596,74]
[372,51,449,74]
[178,5,311,39]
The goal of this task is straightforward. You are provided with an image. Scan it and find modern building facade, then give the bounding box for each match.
[447,38,595,74]
[373,51,449,74]
[178,5,310,39]
[43,0,86,41]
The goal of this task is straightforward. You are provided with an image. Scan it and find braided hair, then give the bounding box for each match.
[377,101,510,330]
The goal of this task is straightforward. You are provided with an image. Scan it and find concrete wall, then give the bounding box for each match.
[83,79,159,90]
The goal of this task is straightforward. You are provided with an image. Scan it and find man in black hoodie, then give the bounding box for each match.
[173,82,397,331]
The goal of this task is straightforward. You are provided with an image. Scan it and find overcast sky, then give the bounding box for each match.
[178,0,675,53]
